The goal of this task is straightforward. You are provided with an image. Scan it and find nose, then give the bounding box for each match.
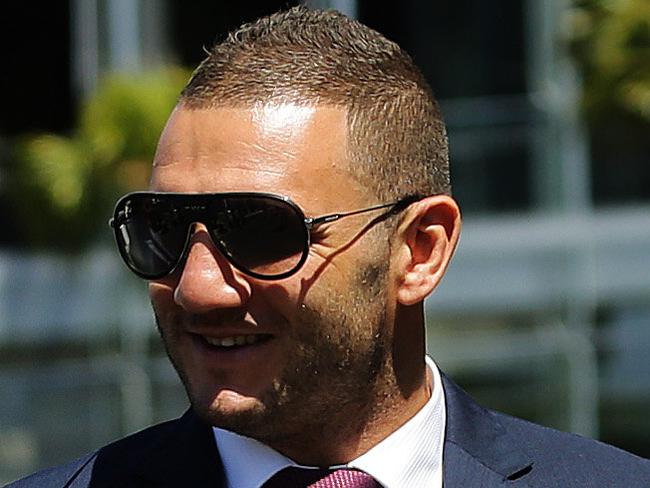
[172,226,252,313]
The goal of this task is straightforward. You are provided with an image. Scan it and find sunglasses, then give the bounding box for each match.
[109,192,418,280]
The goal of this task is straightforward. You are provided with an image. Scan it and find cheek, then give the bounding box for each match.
[149,281,178,320]
[256,279,304,324]
[258,259,347,316]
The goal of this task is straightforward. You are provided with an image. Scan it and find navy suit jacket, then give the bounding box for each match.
[7,375,650,487]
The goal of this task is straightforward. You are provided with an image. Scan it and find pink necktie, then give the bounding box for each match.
[263,467,381,487]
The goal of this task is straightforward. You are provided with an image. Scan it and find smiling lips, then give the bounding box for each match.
[199,333,272,348]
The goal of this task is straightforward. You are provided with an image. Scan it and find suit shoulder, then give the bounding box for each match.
[4,417,184,487]
[3,453,95,488]
[493,409,650,485]
[94,415,184,461]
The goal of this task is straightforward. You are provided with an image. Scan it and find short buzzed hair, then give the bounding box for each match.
[181,6,450,201]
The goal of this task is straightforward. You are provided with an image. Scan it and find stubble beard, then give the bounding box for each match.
[155,261,394,449]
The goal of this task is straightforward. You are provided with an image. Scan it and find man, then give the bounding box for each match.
[8,6,650,488]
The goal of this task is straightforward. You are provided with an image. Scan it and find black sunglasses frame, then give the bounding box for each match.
[109,191,420,281]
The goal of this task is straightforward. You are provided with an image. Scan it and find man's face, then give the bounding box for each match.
[149,103,395,445]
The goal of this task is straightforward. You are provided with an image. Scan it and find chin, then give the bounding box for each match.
[191,385,270,431]
[212,388,266,415]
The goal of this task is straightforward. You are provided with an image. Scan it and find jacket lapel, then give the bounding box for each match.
[135,410,225,487]
[441,374,534,487]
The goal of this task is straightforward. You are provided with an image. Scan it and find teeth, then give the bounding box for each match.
[203,335,261,347]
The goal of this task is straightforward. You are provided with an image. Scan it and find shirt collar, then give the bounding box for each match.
[213,356,446,488]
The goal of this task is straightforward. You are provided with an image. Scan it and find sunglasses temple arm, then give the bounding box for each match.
[305,199,417,230]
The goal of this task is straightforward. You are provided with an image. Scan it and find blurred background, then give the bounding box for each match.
[1,0,649,482]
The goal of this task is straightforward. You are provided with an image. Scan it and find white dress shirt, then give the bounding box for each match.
[213,357,446,488]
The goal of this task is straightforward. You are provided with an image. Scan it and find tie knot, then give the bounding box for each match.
[263,466,380,487]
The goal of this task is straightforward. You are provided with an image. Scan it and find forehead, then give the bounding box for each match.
[150,103,365,210]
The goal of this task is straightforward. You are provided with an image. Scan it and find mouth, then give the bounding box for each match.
[199,333,273,349]
[185,329,278,370]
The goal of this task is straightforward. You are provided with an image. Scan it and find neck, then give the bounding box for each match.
[270,304,429,465]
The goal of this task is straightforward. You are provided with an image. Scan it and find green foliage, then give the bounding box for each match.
[10,68,189,251]
[568,0,650,122]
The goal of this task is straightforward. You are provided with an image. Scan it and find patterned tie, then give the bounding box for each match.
[263,466,381,487]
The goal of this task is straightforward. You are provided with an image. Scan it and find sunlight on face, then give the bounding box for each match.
[252,103,318,138]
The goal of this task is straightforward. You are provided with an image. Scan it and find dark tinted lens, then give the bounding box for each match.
[114,195,189,278]
[208,196,307,277]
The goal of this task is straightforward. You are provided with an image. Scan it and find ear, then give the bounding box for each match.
[393,195,461,306]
